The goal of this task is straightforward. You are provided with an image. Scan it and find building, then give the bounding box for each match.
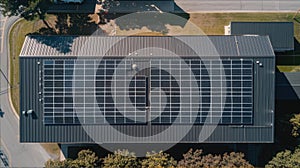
[20,35,275,143]
[225,22,294,52]
[276,72,300,100]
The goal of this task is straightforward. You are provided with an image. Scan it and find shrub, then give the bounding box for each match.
[178,148,253,168]
[266,147,300,168]
[141,151,177,168]
[102,149,140,168]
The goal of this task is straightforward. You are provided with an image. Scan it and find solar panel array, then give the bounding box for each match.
[150,59,253,124]
[42,58,253,125]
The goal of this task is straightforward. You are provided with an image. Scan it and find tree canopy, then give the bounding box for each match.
[0,0,52,28]
[290,113,300,137]
[102,149,140,168]
[266,146,300,168]
[141,151,177,168]
[177,149,253,168]
[45,149,99,168]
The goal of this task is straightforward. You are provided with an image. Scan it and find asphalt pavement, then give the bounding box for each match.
[0,14,6,53]
[175,0,300,12]
[0,14,51,167]
[47,0,300,14]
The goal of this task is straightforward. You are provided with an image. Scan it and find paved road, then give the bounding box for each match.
[0,15,51,167]
[175,0,300,12]
[47,0,300,14]
[0,14,6,52]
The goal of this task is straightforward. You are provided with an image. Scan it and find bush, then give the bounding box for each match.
[266,147,300,168]
[290,113,300,137]
[102,149,140,168]
[220,152,253,168]
[45,159,72,168]
[177,149,203,168]
[44,149,99,168]
[178,148,253,168]
[71,149,99,168]
[141,151,177,168]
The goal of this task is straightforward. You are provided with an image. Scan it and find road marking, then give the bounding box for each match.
[1,17,7,52]
[0,139,12,167]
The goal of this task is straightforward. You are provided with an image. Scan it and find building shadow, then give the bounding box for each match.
[294,37,300,55]
[276,38,300,65]
[110,11,189,34]
[47,0,190,35]
[103,0,190,34]
[28,35,77,54]
[276,71,300,100]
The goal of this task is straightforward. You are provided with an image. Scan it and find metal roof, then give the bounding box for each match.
[229,22,294,52]
[20,56,275,143]
[20,35,275,57]
[276,72,300,100]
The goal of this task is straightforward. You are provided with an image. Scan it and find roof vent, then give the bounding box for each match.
[132,63,138,71]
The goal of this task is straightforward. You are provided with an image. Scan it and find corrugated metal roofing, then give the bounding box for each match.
[230,22,294,52]
[276,72,300,100]
[20,35,275,57]
[20,35,275,143]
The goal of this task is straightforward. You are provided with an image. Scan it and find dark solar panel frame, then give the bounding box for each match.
[43,59,148,125]
[42,58,253,125]
[150,59,253,125]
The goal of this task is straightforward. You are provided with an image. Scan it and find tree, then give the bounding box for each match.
[0,0,53,29]
[102,149,140,168]
[220,152,253,168]
[44,149,99,168]
[177,149,203,168]
[290,113,300,137]
[0,0,28,17]
[266,147,300,168]
[71,149,99,168]
[178,148,253,168]
[44,159,73,168]
[141,151,177,168]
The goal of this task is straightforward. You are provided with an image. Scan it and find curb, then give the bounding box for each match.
[6,17,22,120]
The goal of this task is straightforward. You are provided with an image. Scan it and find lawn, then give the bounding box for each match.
[189,13,300,41]
[9,18,50,115]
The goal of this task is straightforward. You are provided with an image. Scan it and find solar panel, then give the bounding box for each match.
[150,59,253,124]
[42,58,253,125]
[43,59,148,124]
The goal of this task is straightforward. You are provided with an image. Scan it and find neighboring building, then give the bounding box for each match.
[225,22,294,52]
[20,35,275,143]
[276,72,300,100]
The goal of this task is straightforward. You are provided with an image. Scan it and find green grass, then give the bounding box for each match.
[189,13,300,41]
[277,66,300,72]
[10,18,51,114]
